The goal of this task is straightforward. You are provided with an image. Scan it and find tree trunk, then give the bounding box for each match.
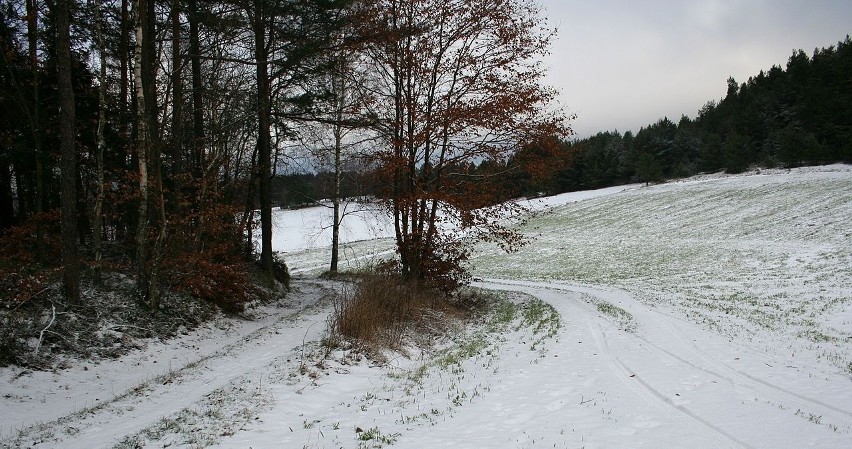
[26,0,45,263]
[253,0,274,284]
[188,0,204,179]
[93,0,107,273]
[187,0,205,253]
[133,0,150,301]
[170,0,183,175]
[0,158,13,229]
[56,0,80,303]
[145,0,166,309]
[328,49,347,274]
[134,0,165,308]
[119,0,132,242]
[330,122,342,273]
[130,0,166,309]
[241,146,259,261]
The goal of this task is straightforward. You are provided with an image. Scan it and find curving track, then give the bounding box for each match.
[0,281,337,449]
[458,279,852,449]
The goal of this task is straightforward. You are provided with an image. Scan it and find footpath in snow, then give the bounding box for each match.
[3,278,850,448]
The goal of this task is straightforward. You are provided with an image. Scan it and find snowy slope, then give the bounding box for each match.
[2,165,850,448]
[473,164,852,372]
[271,183,644,275]
[266,201,394,253]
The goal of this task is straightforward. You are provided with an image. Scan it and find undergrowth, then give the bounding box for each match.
[324,274,483,358]
[0,257,287,370]
[0,271,220,369]
[0,207,289,369]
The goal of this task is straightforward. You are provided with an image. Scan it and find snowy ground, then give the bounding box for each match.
[265,201,395,254]
[2,165,851,448]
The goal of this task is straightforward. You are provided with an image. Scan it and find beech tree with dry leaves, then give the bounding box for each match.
[357,0,570,289]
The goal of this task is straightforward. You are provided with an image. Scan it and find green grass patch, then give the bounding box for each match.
[596,301,636,333]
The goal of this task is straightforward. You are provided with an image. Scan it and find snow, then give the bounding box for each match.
[265,201,395,254]
[524,182,644,210]
[2,164,851,448]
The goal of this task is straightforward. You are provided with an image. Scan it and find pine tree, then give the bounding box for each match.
[56,0,81,303]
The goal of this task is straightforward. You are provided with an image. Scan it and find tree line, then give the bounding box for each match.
[497,36,852,197]
[1,0,567,309]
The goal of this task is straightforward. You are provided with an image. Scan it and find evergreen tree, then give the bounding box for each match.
[722,131,750,174]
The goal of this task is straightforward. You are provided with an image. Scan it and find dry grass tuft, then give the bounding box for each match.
[326,274,479,356]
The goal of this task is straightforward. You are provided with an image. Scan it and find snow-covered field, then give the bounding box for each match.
[266,201,394,252]
[2,165,851,448]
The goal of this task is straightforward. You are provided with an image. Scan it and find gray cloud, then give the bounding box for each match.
[538,0,852,137]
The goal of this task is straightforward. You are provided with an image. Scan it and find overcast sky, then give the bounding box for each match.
[538,0,852,138]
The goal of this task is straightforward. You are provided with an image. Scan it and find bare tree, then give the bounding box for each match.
[361,0,568,288]
[133,0,167,307]
[245,0,275,284]
[307,42,373,274]
[170,0,184,176]
[329,58,348,274]
[209,0,352,283]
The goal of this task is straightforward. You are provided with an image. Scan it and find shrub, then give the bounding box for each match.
[376,240,471,296]
[1,271,221,369]
[0,211,62,267]
[327,274,471,355]
[271,255,290,289]
[0,267,58,309]
[328,275,410,351]
[163,201,263,312]
[0,213,63,309]
[0,309,31,366]
[170,259,253,313]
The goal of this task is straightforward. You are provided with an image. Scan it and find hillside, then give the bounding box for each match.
[2,165,850,448]
[473,164,852,372]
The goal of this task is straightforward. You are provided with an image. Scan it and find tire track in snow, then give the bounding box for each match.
[478,280,753,448]
[560,281,852,432]
[1,280,336,449]
[587,322,755,449]
[487,278,852,429]
[635,306,852,427]
[480,278,852,447]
